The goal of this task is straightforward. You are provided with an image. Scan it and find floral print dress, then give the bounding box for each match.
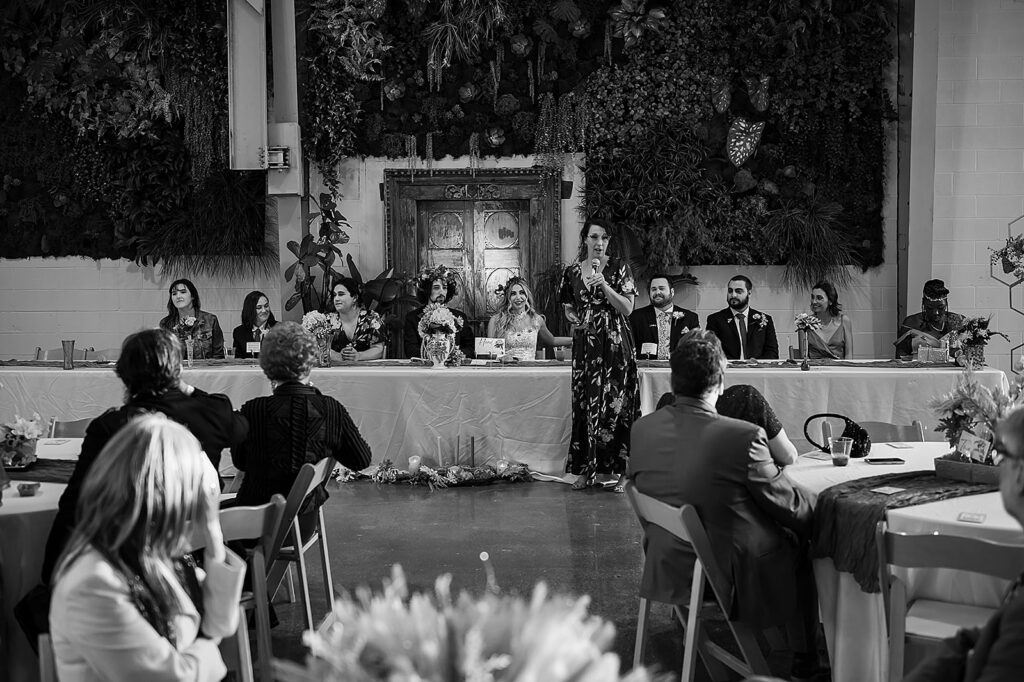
[558,257,640,476]
[331,308,387,353]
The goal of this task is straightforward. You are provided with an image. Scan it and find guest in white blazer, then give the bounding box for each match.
[49,414,246,682]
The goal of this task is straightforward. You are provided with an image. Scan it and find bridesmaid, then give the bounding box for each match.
[559,217,639,492]
[158,278,225,359]
[807,280,854,359]
[232,290,277,359]
[329,277,386,361]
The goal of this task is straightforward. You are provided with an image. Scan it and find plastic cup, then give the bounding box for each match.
[226,347,236,361]
[832,437,853,466]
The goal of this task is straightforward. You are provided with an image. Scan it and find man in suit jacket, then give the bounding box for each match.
[628,330,821,679]
[402,268,476,359]
[40,328,248,582]
[705,274,779,359]
[901,407,1024,682]
[629,273,699,359]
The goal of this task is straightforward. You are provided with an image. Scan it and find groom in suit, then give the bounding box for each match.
[705,274,779,359]
[629,273,699,359]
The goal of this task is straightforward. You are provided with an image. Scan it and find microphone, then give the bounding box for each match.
[590,258,601,291]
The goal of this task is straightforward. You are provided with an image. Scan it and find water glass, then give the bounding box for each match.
[832,437,853,467]
[61,339,75,370]
[225,347,236,361]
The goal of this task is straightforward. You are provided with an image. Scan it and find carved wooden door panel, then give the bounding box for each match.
[416,200,530,323]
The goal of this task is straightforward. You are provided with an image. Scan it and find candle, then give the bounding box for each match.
[456,435,461,466]
[408,456,421,474]
[470,437,476,467]
[437,436,442,467]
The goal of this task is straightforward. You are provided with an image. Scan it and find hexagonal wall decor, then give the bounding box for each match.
[991,213,1024,374]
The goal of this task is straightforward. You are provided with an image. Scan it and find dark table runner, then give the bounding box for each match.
[811,471,997,592]
[5,459,76,484]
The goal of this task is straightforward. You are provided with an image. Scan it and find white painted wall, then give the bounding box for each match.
[933,0,1024,375]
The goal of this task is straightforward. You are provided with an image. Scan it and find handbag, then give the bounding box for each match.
[803,413,872,458]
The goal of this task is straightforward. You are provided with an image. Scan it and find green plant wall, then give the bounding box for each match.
[0,0,268,271]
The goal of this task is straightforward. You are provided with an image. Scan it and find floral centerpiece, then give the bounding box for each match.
[418,303,464,367]
[793,313,821,359]
[1,413,45,470]
[302,311,341,367]
[948,316,1008,369]
[990,234,1024,282]
[930,369,1024,480]
[272,564,660,682]
[174,315,198,364]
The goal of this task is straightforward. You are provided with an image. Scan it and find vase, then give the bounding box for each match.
[316,336,332,367]
[797,329,808,359]
[0,438,38,470]
[1002,255,1015,275]
[958,344,986,369]
[422,334,455,368]
[184,338,194,368]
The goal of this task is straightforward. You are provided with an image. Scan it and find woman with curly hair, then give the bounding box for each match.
[402,264,476,359]
[486,277,571,361]
[559,217,639,492]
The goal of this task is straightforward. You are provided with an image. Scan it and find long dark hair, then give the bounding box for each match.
[163,278,201,322]
[812,280,842,317]
[241,290,276,329]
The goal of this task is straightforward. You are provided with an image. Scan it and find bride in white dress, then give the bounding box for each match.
[486,277,571,361]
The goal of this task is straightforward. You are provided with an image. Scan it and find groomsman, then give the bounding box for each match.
[705,274,779,359]
[629,274,698,359]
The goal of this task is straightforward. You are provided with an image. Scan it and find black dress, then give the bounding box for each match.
[657,385,782,440]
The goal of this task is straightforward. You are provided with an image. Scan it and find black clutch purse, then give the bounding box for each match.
[803,413,872,458]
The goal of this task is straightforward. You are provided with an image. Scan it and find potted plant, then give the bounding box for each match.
[990,234,1024,281]
[284,193,351,313]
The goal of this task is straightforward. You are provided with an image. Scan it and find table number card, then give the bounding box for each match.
[640,342,658,358]
[475,338,506,359]
[246,341,261,356]
[957,431,991,463]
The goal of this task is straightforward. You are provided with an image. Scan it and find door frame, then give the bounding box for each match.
[383,168,561,282]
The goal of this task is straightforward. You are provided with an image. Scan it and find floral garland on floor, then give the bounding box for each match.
[359,459,532,488]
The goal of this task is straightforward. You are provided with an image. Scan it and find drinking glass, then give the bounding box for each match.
[61,339,75,370]
[832,437,853,467]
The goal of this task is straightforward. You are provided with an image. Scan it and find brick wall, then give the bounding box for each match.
[934,0,1024,374]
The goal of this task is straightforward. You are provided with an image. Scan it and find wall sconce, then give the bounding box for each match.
[262,146,290,170]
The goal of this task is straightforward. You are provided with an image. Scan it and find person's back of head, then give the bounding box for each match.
[670,330,727,399]
[260,321,316,383]
[116,328,182,399]
[55,414,216,628]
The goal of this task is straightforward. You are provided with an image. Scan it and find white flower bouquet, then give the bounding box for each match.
[302,311,341,339]
[1,412,45,469]
[273,564,661,682]
[418,303,463,337]
[794,313,822,331]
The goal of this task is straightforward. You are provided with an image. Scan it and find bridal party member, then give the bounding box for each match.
[402,265,475,359]
[806,280,854,359]
[159,278,225,359]
[705,274,779,360]
[559,217,639,493]
[629,273,699,359]
[232,290,277,359]
[486,276,570,361]
[329,277,386,362]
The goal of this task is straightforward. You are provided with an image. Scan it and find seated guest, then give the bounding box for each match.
[50,414,245,682]
[329,277,386,361]
[629,330,821,680]
[41,328,248,582]
[232,290,277,359]
[629,273,698,359]
[807,280,854,359]
[403,265,476,359]
[895,279,966,359]
[159,278,225,359]
[705,274,779,359]
[902,406,1024,682]
[656,384,798,467]
[486,276,570,361]
[234,322,372,520]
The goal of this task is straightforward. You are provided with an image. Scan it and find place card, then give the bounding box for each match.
[871,486,906,495]
[957,512,987,524]
[469,359,490,366]
[475,338,506,358]
[957,431,991,463]
[246,341,261,355]
[640,342,658,357]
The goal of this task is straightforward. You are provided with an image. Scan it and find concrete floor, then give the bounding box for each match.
[266,480,806,680]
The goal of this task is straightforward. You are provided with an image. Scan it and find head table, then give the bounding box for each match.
[785,442,1022,682]
[0,361,1007,477]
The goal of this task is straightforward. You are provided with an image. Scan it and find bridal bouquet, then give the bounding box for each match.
[301,310,341,339]
[794,313,822,331]
[1,413,45,469]
[418,303,463,337]
[175,315,198,339]
[273,564,660,682]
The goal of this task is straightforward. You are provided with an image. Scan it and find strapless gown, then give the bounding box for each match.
[505,328,539,361]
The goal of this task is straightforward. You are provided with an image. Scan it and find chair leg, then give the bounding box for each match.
[285,565,297,603]
[252,551,274,682]
[633,597,651,669]
[728,621,771,676]
[317,509,334,608]
[226,605,255,682]
[293,520,315,632]
[681,562,706,682]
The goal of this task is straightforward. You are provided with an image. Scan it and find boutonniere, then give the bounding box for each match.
[751,312,768,330]
[671,311,687,321]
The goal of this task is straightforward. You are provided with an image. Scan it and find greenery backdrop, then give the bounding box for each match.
[2,0,894,285]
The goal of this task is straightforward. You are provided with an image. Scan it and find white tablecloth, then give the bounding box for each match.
[785,443,1021,682]
[640,366,1008,451]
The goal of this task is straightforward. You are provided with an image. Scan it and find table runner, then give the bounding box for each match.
[811,471,997,592]
[5,459,75,484]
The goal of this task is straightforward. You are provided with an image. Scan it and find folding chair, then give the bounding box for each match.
[876,520,1024,681]
[266,457,338,632]
[625,483,771,682]
[34,346,91,361]
[91,347,121,362]
[189,495,286,682]
[48,416,93,438]
[822,419,925,446]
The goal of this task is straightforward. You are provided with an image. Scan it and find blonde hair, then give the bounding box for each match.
[491,277,542,338]
[55,414,216,638]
